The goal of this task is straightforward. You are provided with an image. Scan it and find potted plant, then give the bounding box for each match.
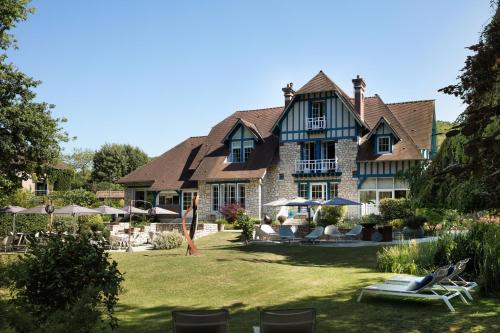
[277,215,287,224]
[361,214,383,241]
[216,219,227,232]
[403,215,427,238]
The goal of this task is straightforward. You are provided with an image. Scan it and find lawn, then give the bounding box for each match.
[111,232,499,333]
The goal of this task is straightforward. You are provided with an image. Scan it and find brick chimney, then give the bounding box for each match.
[282,82,294,107]
[352,75,366,121]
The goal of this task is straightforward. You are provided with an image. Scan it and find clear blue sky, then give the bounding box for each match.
[8,0,494,156]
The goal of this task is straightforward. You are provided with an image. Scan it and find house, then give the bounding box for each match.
[21,162,72,196]
[95,190,125,201]
[119,71,436,219]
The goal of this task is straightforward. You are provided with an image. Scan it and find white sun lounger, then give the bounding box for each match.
[304,226,324,244]
[256,224,279,241]
[358,266,468,312]
[385,259,478,300]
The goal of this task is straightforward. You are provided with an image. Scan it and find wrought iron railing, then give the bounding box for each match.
[306,116,326,130]
[295,157,338,173]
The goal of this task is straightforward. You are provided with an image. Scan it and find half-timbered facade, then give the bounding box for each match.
[119,71,436,219]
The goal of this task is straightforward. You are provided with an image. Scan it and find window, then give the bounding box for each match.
[377,136,391,154]
[231,142,241,162]
[159,194,178,207]
[360,191,376,204]
[329,183,338,199]
[238,184,246,208]
[211,185,219,211]
[302,142,316,160]
[227,184,236,204]
[243,140,254,161]
[378,191,393,201]
[278,173,285,181]
[182,191,197,210]
[322,141,335,159]
[394,190,408,199]
[311,101,325,118]
[311,184,327,200]
[298,183,309,198]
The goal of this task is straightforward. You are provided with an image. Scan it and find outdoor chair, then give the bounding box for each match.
[256,224,279,241]
[324,225,342,240]
[340,225,362,239]
[304,226,324,244]
[279,225,297,243]
[2,235,14,252]
[357,266,468,312]
[385,258,478,300]
[253,308,316,333]
[172,309,229,333]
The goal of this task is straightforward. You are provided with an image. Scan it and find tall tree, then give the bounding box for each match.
[0,0,67,198]
[91,144,148,184]
[407,1,500,212]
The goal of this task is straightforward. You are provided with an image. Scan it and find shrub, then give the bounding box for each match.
[220,204,242,223]
[361,213,384,225]
[235,211,257,243]
[4,235,123,330]
[0,214,49,236]
[153,231,183,250]
[277,215,286,223]
[379,198,413,221]
[377,239,438,275]
[271,220,281,227]
[216,218,227,225]
[51,189,98,207]
[0,189,37,208]
[389,218,405,229]
[317,206,346,227]
[405,215,427,229]
[337,217,362,230]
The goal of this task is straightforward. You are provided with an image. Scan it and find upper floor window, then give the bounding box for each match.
[311,101,325,118]
[230,141,242,162]
[230,140,254,163]
[377,136,391,154]
[243,140,254,161]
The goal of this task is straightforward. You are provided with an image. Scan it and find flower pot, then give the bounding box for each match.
[218,224,225,232]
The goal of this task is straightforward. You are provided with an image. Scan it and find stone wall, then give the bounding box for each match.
[336,139,361,217]
[150,222,218,239]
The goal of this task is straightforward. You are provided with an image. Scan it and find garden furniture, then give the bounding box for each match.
[339,225,363,239]
[253,308,316,333]
[172,309,229,333]
[324,225,342,240]
[304,226,324,244]
[2,235,14,252]
[279,225,297,243]
[357,266,468,312]
[256,224,279,240]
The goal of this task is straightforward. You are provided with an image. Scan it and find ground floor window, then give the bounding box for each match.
[211,183,246,212]
[329,183,338,198]
[159,194,179,206]
[298,183,308,198]
[395,190,409,199]
[182,191,197,211]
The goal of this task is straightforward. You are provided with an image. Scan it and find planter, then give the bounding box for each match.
[403,226,424,239]
[382,225,393,242]
[218,224,225,232]
[361,223,377,241]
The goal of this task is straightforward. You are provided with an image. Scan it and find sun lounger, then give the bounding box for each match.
[2,235,14,252]
[304,226,324,244]
[172,309,229,333]
[340,225,362,239]
[279,225,297,243]
[253,308,316,333]
[256,224,279,241]
[357,266,468,312]
[324,225,342,240]
[385,259,478,300]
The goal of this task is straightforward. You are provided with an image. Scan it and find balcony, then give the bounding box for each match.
[295,158,338,174]
[306,116,326,131]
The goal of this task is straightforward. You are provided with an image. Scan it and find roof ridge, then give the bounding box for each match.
[386,99,435,105]
[189,135,207,139]
[234,106,283,113]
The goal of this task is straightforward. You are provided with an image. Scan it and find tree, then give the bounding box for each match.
[407,2,500,212]
[91,144,148,184]
[63,148,95,189]
[0,0,67,199]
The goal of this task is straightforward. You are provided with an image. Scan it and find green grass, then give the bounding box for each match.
[111,232,500,332]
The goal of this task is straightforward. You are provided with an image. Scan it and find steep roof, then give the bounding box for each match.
[118,136,206,190]
[387,100,435,149]
[190,107,283,181]
[357,95,424,161]
[221,118,264,143]
[295,71,353,108]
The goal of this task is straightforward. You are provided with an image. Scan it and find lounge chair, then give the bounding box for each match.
[304,226,324,244]
[279,225,297,243]
[2,235,14,252]
[385,259,478,300]
[340,225,362,239]
[172,309,229,333]
[357,266,468,312]
[324,225,342,240]
[256,224,279,241]
[253,308,316,333]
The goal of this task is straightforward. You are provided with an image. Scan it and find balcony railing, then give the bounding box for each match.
[306,116,326,130]
[295,158,338,173]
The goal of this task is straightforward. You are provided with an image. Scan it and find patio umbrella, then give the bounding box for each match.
[54,204,100,215]
[0,205,26,235]
[284,198,323,222]
[148,207,177,215]
[263,198,289,207]
[322,197,361,206]
[17,205,50,215]
[94,205,126,215]
[121,206,149,214]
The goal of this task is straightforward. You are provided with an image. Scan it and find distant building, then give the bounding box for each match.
[21,162,71,196]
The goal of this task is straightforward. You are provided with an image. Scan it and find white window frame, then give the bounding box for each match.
[310,183,327,200]
[211,184,219,212]
[230,141,242,163]
[377,136,391,154]
[311,101,325,118]
[243,140,254,161]
[237,183,246,208]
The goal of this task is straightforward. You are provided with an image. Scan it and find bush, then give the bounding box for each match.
[379,198,413,221]
[219,204,242,223]
[317,206,346,227]
[389,218,405,229]
[3,235,123,331]
[277,215,286,223]
[51,189,98,207]
[216,218,227,225]
[361,213,384,225]
[405,215,427,229]
[0,189,37,208]
[271,220,281,227]
[235,211,257,243]
[153,231,183,250]
[0,214,49,236]
[377,239,438,275]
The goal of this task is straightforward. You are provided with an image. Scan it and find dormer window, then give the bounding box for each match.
[243,140,254,161]
[231,142,242,162]
[377,136,391,154]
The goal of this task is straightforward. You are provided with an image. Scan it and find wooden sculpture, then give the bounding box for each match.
[181,195,200,256]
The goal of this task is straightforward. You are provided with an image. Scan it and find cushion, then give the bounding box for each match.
[406,273,433,291]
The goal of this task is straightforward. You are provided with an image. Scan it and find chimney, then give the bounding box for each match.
[352,75,366,121]
[282,82,294,107]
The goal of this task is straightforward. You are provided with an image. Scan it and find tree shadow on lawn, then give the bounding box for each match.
[215,242,382,269]
[114,290,499,333]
